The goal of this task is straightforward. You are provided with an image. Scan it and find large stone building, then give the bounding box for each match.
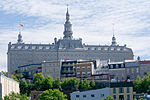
[7,8,133,73]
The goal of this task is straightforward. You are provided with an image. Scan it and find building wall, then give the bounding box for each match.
[7,44,133,73]
[71,88,110,100]
[140,61,150,78]
[42,61,60,80]
[110,87,133,100]
[75,61,93,80]
[0,73,19,98]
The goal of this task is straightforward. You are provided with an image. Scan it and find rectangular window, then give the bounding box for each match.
[113,88,116,93]
[82,66,85,70]
[77,67,80,70]
[127,87,130,93]
[76,95,79,98]
[77,72,80,76]
[83,95,86,98]
[132,68,134,73]
[101,94,104,97]
[82,72,85,76]
[127,94,130,100]
[88,66,91,70]
[88,72,91,76]
[91,94,95,97]
[113,95,116,100]
[49,68,51,71]
[119,88,124,93]
[137,68,139,73]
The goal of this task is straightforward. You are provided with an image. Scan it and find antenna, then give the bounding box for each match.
[112,23,115,37]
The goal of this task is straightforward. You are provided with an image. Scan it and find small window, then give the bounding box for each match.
[119,88,124,93]
[113,95,116,100]
[77,72,80,76]
[82,72,85,76]
[88,72,91,76]
[91,94,95,97]
[127,94,130,100]
[101,94,104,97]
[127,87,130,93]
[82,66,85,70]
[76,95,79,98]
[34,95,36,99]
[77,67,80,70]
[113,88,116,93]
[88,66,91,70]
[137,68,139,73]
[83,95,86,98]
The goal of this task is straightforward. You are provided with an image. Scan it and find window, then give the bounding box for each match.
[88,72,91,76]
[119,88,124,93]
[83,95,86,98]
[88,66,91,70]
[82,72,85,76]
[91,94,95,97]
[113,88,116,93]
[127,69,129,74]
[49,68,51,71]
[101,94,104,97]
[76,95,79,98]
[132,68,134,73]
[137,68,139,73]
[77,67,80,70]
[127,87,130,93]
[34,95,36,99]
[127,94,130,100]
[82,66,85,70]
[113,95,116,100]
[77,72,80,76]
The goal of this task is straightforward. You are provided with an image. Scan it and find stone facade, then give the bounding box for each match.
[42,61,60,80]
[0,72,20,98]
[139,60,150,78]
[7,8,134,74]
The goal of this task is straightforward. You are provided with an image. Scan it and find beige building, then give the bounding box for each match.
[110,82,133,100]
[42,61,60,80]
[0,72,20,98]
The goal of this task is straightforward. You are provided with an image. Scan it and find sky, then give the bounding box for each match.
[0,0,150,72]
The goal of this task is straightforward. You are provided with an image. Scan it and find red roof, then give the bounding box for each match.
[140,61,150,64]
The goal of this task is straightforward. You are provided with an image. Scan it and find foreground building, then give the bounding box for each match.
[71,82,133,100]
[7,7,134,74]
[0,72,20,98]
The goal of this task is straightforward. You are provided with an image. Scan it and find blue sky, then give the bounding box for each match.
[0,0,150,71]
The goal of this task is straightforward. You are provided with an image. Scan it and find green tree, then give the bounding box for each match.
[33,73,44,91]
[53,78,61,89]
[79,80,91,91]
[134,75,142,93]
[90,80,95,89]
[43,75,53,90]
[19,79,28,95]
[134,73,150,93]
[4,92,28,100]
[38,89,67,100]
[105,96,114,100]
[61,78,80,91]
[11,74,19,82]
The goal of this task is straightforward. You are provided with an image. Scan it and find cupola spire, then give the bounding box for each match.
[63,5,73,39]
[111,23,117,46]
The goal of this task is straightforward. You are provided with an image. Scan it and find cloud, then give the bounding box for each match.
[0,0,150,71]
